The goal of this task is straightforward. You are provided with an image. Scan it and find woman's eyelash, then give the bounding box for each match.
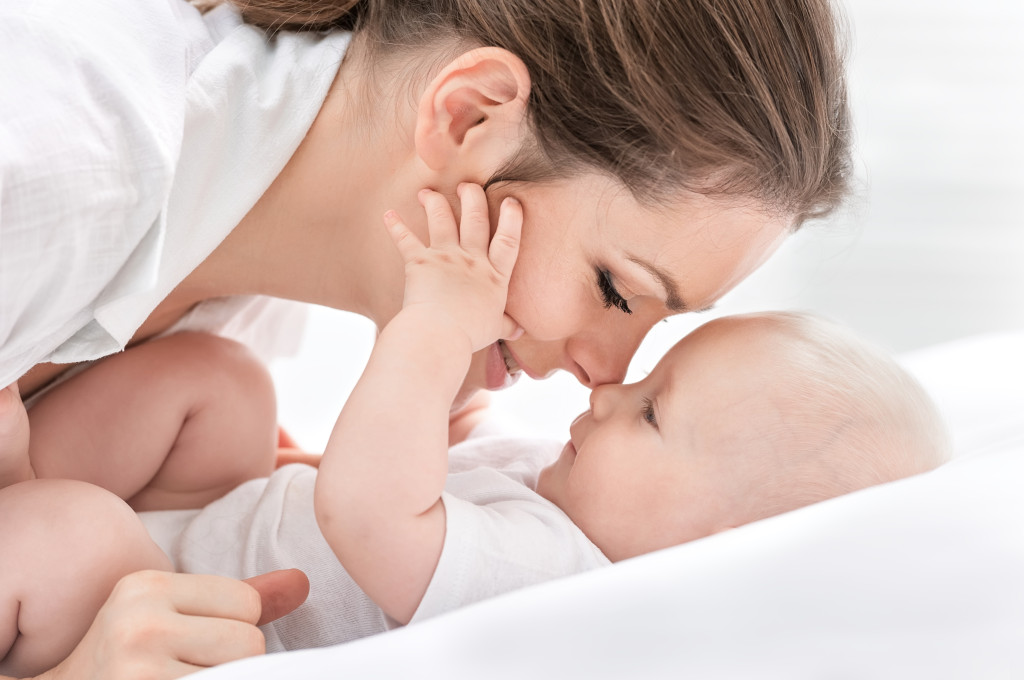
[596,269,632,314]
[641,397,658,429]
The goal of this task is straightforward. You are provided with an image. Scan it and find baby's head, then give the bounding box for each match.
[536,311,951,561]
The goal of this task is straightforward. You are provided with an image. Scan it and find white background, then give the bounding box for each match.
[272,0,1024,450]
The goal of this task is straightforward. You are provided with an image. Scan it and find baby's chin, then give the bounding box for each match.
[534,463,558,504]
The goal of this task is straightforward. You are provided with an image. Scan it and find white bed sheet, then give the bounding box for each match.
[195,329,1024,679]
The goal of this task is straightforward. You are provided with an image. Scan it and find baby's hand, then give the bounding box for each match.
[384,184,522,352]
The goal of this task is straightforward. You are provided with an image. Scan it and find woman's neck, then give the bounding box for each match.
[179,48,419,332]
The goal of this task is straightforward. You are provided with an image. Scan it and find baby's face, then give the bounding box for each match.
[536,318,788,561]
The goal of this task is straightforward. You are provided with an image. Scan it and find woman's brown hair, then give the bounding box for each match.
[224,0,851,226]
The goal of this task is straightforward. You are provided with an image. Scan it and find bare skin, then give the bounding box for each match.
[1,333,277,510]
[0,332,300,678]
[0,551,308,680]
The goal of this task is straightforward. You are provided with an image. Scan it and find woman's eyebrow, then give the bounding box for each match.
[627,257,688,312]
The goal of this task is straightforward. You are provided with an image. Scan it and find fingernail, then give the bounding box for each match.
[382,210,398,226]
[504,197,520,207]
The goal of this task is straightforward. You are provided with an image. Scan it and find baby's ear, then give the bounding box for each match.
[414,47,531,179]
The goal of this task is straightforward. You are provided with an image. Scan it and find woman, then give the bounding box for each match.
[0,0,851,676]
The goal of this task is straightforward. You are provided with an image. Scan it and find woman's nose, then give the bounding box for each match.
[566,322,647,388]
[588,383,618,420]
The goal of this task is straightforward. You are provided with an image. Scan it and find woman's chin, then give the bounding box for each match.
[451,359,486,415]
[451,344,522,415]
[449,389,474,416]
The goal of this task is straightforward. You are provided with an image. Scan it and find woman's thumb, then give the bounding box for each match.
[244,569,310,626]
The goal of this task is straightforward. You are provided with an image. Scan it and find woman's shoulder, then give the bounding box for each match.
[0,0,196,385]
[0,0,191,85]
[0,0,192,204]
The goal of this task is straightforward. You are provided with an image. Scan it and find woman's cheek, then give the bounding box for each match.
[506,273,589,341]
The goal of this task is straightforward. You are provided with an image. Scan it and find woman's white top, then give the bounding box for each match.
[0,0,350,387]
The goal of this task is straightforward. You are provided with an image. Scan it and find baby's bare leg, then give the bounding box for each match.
[27,332,278,511]
[0,383,31,488]
[0,479,172,678]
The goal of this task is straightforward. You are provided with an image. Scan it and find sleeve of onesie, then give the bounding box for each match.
[0,0,189,385]
[410,483,611,624]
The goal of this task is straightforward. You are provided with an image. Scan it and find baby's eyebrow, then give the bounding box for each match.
[627,257,688,312]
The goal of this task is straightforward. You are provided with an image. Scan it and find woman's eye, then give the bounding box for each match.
[641,397,658,429]
[596,269,632,315]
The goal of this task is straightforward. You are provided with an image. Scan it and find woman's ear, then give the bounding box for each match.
[414,47,531,178]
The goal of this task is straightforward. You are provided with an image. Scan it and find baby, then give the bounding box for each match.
[0,189,950,676]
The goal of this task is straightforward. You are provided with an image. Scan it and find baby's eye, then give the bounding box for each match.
[596,268,632,315]
[641,397,658,429]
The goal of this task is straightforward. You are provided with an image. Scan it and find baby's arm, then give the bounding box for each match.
[314,184,521,625]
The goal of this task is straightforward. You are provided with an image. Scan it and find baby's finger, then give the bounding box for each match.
[500,315,524,341]
[488,197,522,279]
[456,183,491,253]
[383,210,426,262]
[418,189,459,246]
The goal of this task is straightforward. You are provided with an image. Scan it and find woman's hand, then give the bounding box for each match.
[275,426,323,469]
[20,569,308,680]
[383,183,522,353]
[275,448,323,469]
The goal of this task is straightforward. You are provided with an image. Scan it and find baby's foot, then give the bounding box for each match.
[0,383,32,488]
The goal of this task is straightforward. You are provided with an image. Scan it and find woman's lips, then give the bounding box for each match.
[501,341,543,380]
[483,340,544,391]
[484,340,522,390]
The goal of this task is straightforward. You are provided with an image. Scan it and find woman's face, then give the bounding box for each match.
[452,173,791,411]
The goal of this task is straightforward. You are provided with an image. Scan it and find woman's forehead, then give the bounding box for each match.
[600,199,789,305]
[513,174,789,306]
